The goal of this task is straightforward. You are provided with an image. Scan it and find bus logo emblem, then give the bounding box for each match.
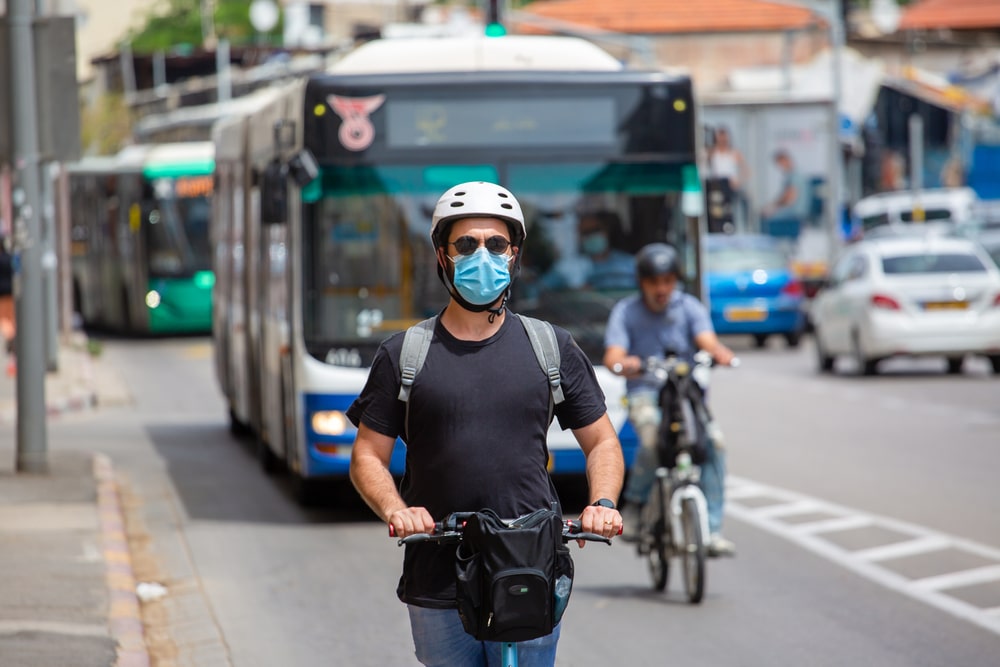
[327,94,385,151]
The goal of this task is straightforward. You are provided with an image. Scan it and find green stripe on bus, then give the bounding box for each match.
[146,275,214,334]
[143,161,216,178]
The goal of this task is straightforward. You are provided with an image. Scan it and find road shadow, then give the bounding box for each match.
[144,420,375,525]
[574,582,712,607]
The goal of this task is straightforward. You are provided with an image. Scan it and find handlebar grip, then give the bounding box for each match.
[566,531,612,545]
[563,519,619,543]
[389,521,444,538]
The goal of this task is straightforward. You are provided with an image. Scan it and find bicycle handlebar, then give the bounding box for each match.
[613,351,740,376]
[388,514,618,546]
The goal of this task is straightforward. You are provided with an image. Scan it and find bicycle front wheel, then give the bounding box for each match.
[680,496,706,603]
[643,477,670,592]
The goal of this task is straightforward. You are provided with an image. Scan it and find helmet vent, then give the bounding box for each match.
[449,202,464,208]
[500,203,513,210]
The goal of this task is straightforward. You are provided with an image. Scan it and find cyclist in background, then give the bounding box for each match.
[603,242,737,556]
[348,181,624,666]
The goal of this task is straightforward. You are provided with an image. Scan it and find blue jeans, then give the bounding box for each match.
[622,392,727,534]
[408,606,560,667]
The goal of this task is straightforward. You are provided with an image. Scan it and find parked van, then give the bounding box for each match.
[852,187,979,234]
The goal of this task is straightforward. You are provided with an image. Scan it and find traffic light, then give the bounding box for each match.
[485,0,506,37]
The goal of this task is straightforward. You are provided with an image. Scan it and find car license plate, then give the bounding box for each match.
[725,306,767,322]
[923,301,968,311]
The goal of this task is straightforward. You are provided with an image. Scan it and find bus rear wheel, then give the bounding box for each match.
[257,431,282,475]
[228,407,251,438]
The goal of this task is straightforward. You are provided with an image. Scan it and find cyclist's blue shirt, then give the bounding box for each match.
[604,289,713,394]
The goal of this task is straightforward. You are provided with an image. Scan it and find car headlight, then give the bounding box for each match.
[311,410,349,436]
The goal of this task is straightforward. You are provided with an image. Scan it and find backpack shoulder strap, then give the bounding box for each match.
[398,316,436,403]
[517,315,565,417]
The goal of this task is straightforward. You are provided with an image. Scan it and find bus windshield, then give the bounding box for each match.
[302,161,690,365]
[146,176,213,277]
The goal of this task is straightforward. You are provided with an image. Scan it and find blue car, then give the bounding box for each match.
[704,234,807,348]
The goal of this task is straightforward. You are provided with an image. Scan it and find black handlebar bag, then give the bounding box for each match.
[455,508,574,642]
[658,376,710,466]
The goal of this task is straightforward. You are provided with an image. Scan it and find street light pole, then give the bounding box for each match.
[8,0,48,473]
[827,0,845,259]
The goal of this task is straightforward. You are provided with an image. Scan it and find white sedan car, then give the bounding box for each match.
[812,234,1000,375]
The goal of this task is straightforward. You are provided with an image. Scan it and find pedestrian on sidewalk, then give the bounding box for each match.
[0,236,15,376]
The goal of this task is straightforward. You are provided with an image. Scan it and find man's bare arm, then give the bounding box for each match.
[349,423,434,537]
[572,414,625,538]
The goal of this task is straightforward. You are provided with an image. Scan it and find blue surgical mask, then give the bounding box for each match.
[450,246,511,305]
[581,233,609,257]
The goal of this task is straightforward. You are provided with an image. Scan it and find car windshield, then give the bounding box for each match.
[707,246,787,272]
[881,253,987,274]
[981,242,1000,268]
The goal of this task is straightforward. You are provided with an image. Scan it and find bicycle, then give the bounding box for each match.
[391,510,615,667]
[616,350,736,603]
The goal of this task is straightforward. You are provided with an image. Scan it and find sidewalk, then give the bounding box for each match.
[0,334,147,667]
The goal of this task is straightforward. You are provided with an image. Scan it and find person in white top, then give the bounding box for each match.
[707,126,750,230]
[708,126,747,191]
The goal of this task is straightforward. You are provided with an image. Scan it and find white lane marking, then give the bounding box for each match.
[855,535,952,562]
[793,515,873,535]
[753,500,821,519]
[726,484,771,500]
[913,565,1000,592]
[726,475,1000,637]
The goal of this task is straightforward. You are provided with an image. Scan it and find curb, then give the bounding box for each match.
[0,389,98,425]
[46,390,98,417]
[94,453,151,667]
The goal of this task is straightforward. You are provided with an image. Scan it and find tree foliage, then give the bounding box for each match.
[126,0,283,54]
[79,94,133,156]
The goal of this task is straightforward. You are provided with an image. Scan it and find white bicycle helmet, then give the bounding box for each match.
[430,181,526,247]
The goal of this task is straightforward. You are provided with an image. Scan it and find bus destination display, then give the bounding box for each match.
[386,98,616,148]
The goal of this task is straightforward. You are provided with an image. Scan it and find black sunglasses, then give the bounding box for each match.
[448,235,512,256]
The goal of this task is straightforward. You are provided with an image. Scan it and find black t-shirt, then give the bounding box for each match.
[346,311,607,608]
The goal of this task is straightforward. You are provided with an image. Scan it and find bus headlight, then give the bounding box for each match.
[145,290,162,309]
[311,410,349,436]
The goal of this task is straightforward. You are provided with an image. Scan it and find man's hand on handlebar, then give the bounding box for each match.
[387,506,436,539]
[577,504,622,547]
[610,355,644,378]
[710,345,737,367]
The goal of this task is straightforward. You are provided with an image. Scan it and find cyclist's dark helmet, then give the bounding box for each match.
[636,242,683,281]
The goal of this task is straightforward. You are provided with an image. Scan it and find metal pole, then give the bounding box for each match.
[9,0,48,473]
[56,164,72,337]
[120,41,137,104]
[216,39,231,103]
[42,161,57,371]
[826,0,845,263]
[153,50,167,96]
[201,0,217,46]
[909,113,925,221]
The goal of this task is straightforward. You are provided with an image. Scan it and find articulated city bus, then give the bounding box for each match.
[211,35,704,503]
[68,142,215,334]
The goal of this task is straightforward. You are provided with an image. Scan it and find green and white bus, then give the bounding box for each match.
[68,141,215,334]
[211,35,704,502]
